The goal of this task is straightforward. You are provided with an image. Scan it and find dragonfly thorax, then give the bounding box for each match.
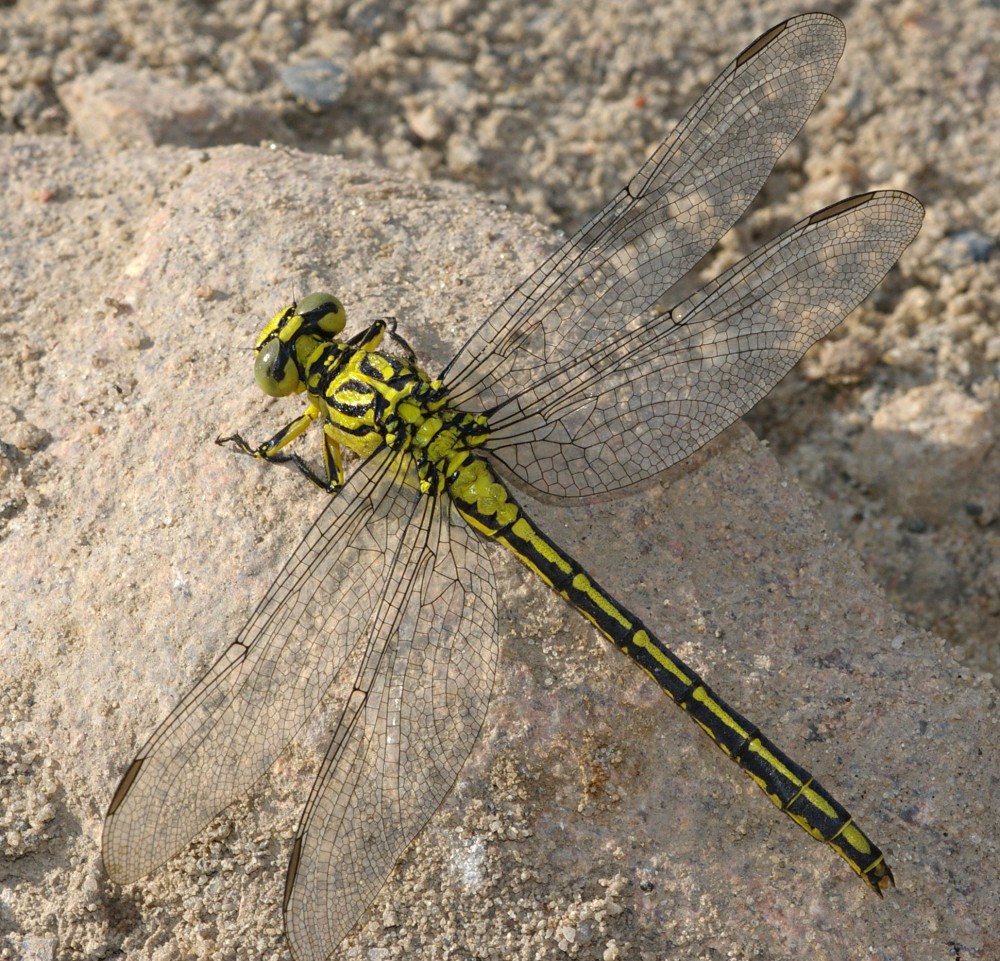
[305,337,430,462]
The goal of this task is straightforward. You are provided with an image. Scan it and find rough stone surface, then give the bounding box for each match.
[1,3,998,960]
[1,140,996,961]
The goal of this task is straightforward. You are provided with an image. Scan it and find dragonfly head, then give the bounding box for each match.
[253,292,347,397]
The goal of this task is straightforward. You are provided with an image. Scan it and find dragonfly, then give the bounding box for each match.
[103,12,923,960]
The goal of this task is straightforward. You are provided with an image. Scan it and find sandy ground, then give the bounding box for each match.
[1,1,998,960]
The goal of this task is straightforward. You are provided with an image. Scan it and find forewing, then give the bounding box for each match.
[441,13,846,413]
[103,447,415,884]
[283,487,499,961]
[484,191,924,497]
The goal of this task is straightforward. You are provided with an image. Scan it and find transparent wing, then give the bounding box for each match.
[441,13,846,412]
[283,481,498,961]
[482,191,923,497]
[102,447,434,883]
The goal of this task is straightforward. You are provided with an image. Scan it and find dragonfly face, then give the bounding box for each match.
[253,293,348,398]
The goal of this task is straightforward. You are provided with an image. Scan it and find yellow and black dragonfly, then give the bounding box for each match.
[103,13,923,960]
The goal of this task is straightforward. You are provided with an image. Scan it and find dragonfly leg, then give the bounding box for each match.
[346,316,418,365]
[216,402,344,492]
[385,318,420,365]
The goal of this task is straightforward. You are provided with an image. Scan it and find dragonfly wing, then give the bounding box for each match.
[103,447,418,884]
[283,489,498,961]
[442,13,846,412]
[485,191,924,497]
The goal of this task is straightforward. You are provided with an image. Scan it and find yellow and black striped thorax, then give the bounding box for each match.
[253,292,492,493]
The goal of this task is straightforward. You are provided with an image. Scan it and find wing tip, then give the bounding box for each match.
[736,11,846,69]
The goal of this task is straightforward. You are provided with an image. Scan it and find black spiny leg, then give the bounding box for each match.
[385,318,420,366]
[217,403,344,493]
[342,317,420,367]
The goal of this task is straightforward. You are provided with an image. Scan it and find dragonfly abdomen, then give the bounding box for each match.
[451,455,894,893]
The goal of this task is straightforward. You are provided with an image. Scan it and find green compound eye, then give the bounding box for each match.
[254,337,299,396]
[297,291,346,335]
